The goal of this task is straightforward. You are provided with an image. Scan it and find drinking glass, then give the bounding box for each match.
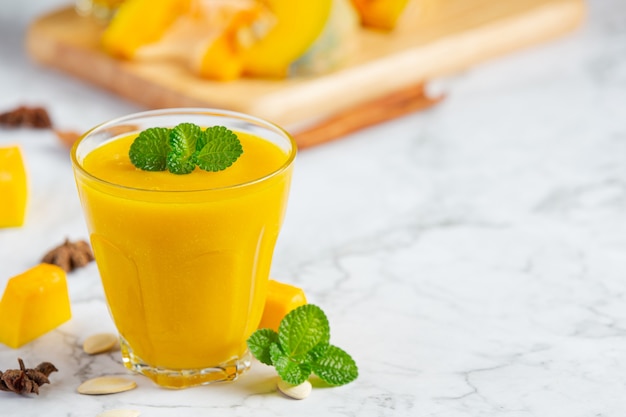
[71,108,296,388]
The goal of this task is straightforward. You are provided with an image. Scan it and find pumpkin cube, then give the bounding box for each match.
[258,279,307,331]
[0,145,28,228]
[0,264,72,348]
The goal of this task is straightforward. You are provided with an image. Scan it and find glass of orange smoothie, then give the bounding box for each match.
[71,108,296,388]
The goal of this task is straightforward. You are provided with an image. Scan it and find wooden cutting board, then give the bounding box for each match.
[26,0,584,148]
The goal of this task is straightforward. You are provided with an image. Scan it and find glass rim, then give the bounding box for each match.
[71,107,297,194]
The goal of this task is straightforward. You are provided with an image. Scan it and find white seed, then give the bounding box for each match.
[97,410,141,417]
[77,376,137,395]
[277,379,312,400]
[83,333,118,354]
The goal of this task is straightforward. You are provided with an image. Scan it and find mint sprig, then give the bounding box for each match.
[247,304,358,387]
[128,123,243,174]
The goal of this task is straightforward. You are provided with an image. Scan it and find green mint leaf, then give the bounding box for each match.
[307,342,329,363]
[167,123,202,174]
[312,344,358,386]
[279,304,330,359]
[269,342,285,364]
[247,328,279,366]
[128,127,170,171]
[193,125,243,172]
[271,343,312,385]
[129,123,243,174]
[246,304,358,388]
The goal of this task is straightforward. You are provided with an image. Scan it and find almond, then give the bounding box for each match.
[277,379,312,400]
[83,333,118,355]
[77,376,137,395]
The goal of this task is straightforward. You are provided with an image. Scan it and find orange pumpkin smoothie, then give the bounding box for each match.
[71,109,296,388]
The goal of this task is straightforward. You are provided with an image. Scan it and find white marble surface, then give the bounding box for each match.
[2,0,626,415]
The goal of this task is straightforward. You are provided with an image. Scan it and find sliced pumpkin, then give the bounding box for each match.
[193,1,275,80]
[101,0,192,58]
[242,0,334,78]
[288,0,359,77]
[130,0,271,81]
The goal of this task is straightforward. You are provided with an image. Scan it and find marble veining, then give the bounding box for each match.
[2,0,626,416]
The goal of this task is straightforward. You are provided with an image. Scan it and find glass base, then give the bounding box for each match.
[119,337,251,389]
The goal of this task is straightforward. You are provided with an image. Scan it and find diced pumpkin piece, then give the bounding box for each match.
[0,145,28,228]
[101,0,192,58]
[0,264,71,348]
[258,279,307,331]
[351,0,411,30]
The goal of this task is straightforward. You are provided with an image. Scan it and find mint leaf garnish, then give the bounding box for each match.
[307,342,329,363]
[247,328,278,366]
[194,125,243,172]
[247,304,358,389]
[128,127,170,171]
[279,304,330,359]
[271,342,312,385]
[167,123,202,174]
[128,123,243,174]
[311,345,358,386]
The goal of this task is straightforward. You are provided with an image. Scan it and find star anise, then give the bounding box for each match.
[0,105,52,128]
[41,238,95,272]
[0,358,58,395]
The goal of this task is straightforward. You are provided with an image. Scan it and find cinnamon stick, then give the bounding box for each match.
[292,83,444,149]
